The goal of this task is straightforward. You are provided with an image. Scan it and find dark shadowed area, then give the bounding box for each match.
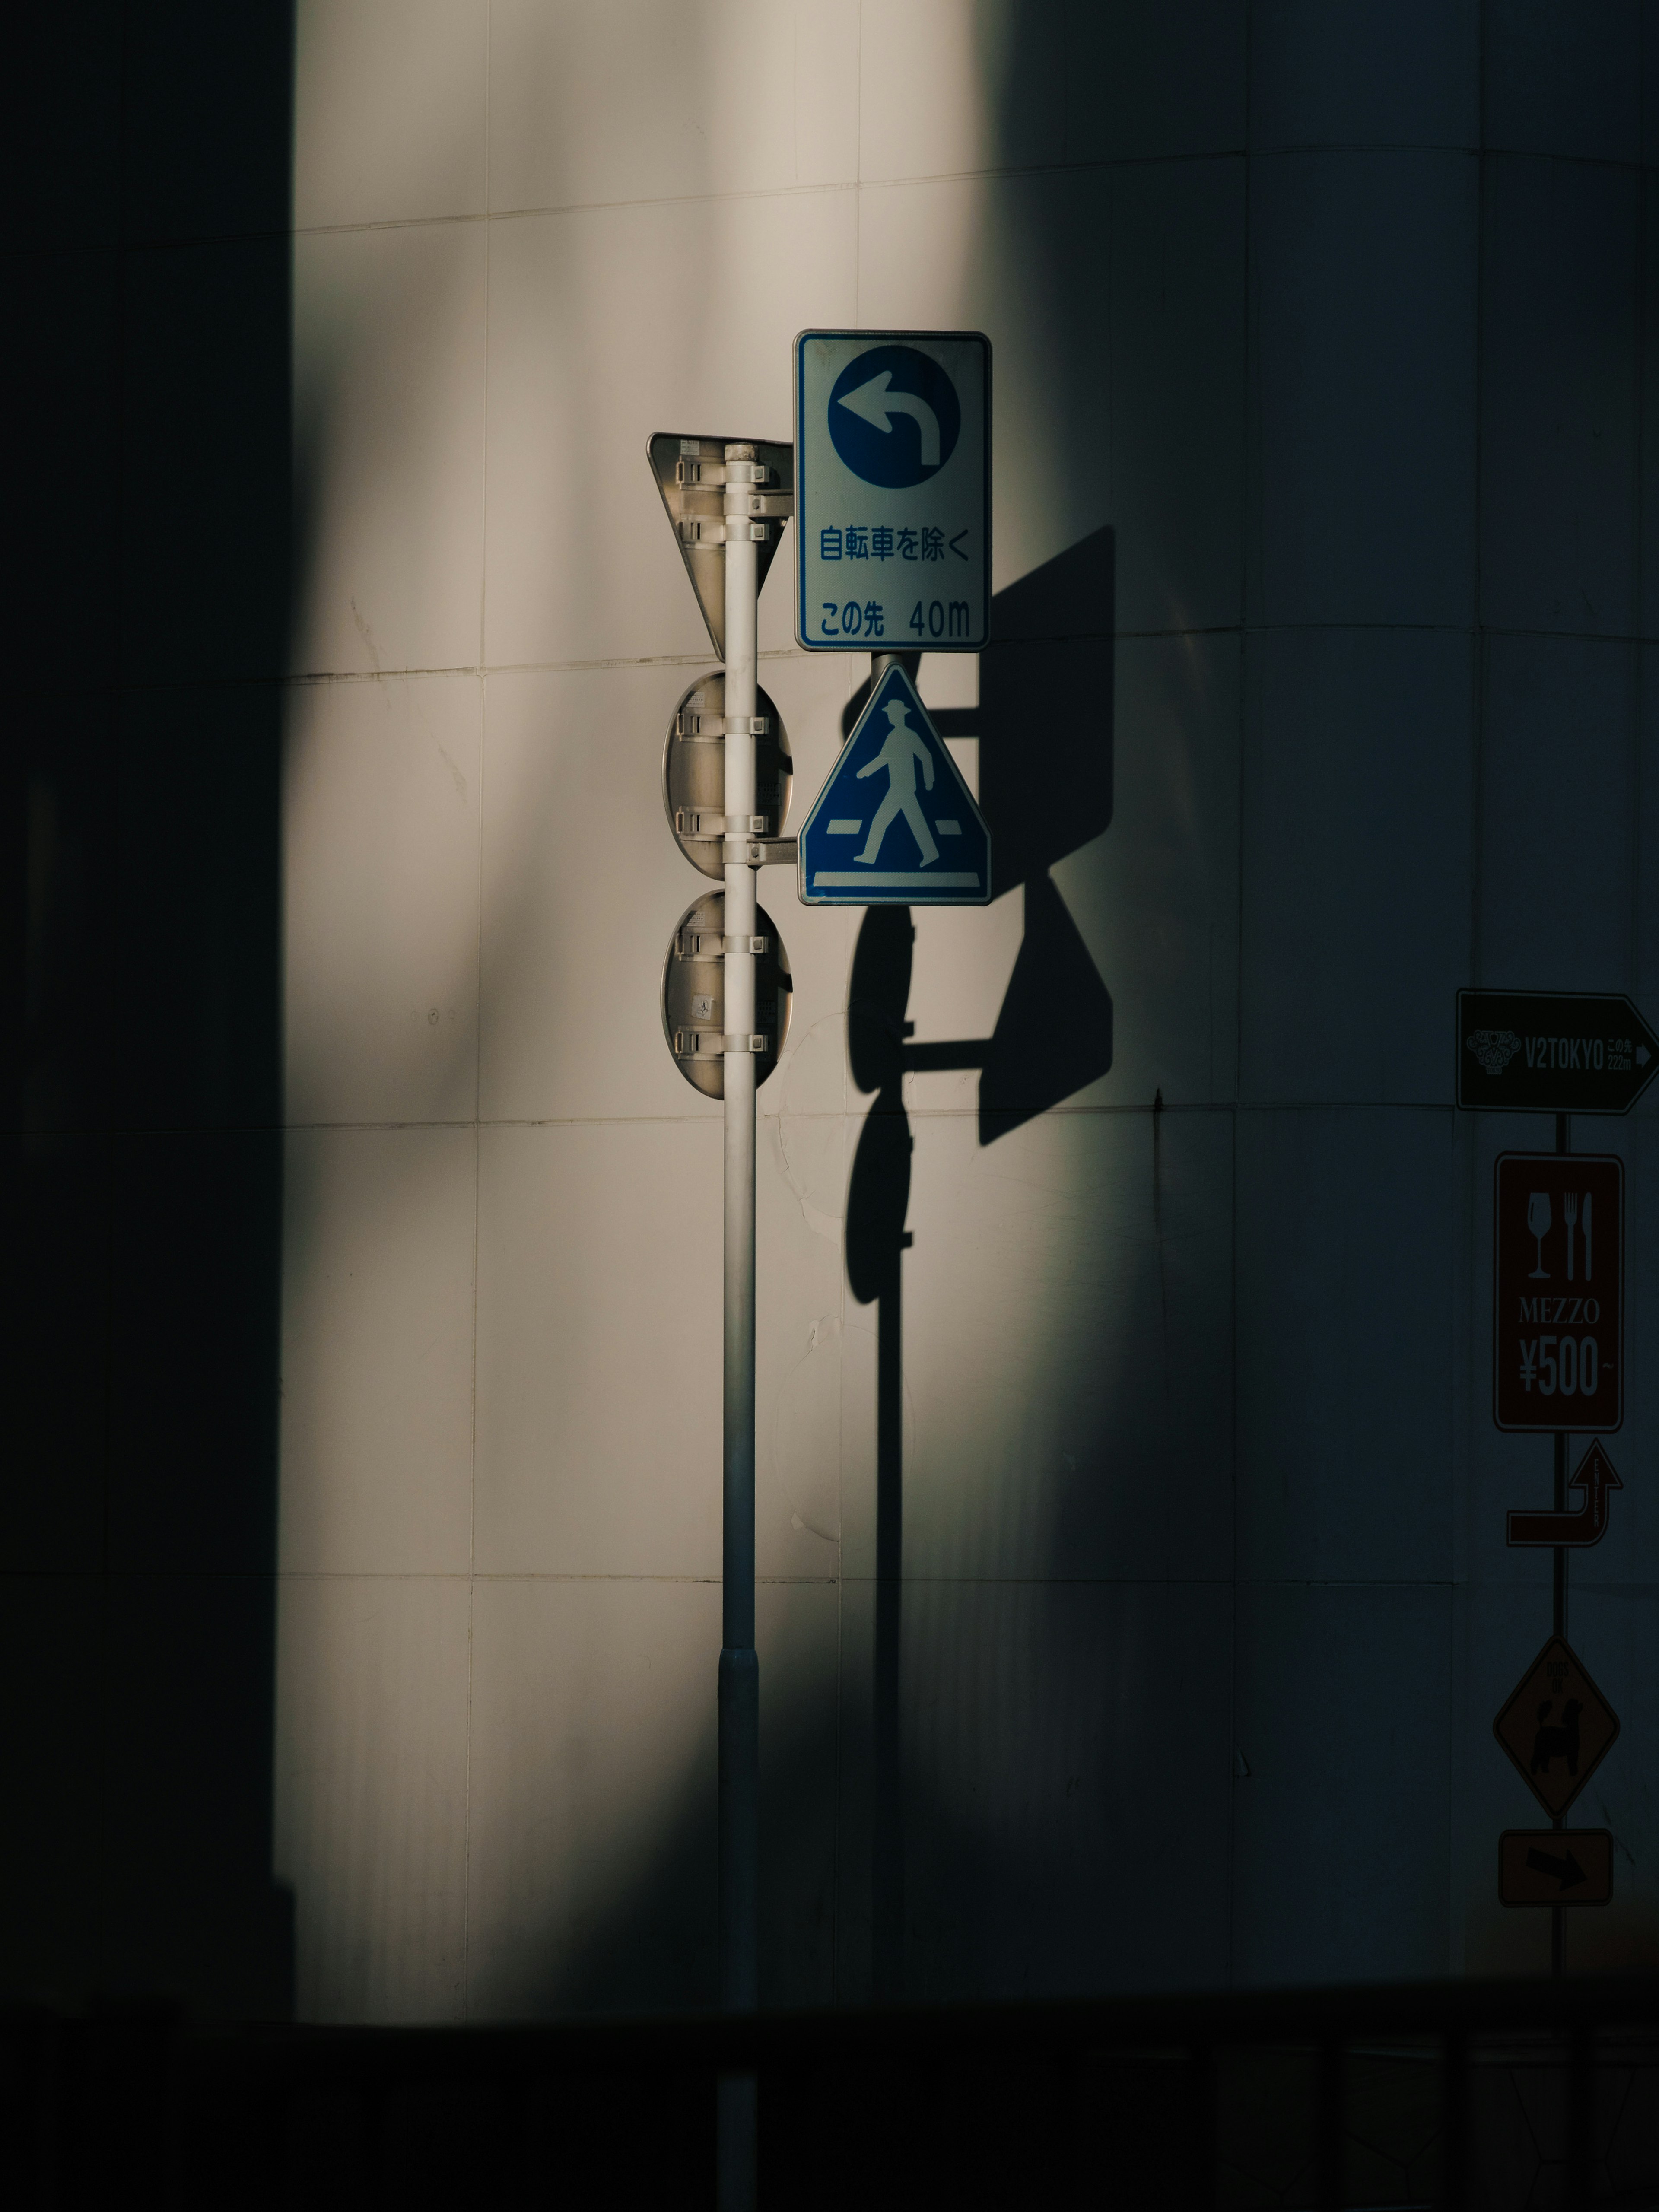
[2,4,295,2016]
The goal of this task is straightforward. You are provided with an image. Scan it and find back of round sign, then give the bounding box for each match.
[662,675,792,880]
[660,888,793,1099]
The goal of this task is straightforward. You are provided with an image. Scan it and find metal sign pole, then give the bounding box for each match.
[1552,1109,1569,1983]
[648,426,796,2210]
[718,441,760,2212]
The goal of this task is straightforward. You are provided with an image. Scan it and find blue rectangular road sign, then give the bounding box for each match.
[794,331,991,653]
[797,663,990,905]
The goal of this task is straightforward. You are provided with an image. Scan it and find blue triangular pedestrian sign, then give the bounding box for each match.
[796,664,991,906]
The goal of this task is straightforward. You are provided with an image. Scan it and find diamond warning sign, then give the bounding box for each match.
[1493,1635,1620,1821]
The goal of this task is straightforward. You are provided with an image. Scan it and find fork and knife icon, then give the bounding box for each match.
[1527,1190,1593,1280]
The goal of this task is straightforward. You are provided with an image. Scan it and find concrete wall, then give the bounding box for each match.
[7,1,1659,2021]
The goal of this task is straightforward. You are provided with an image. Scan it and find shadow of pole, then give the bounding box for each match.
[845,908,915,1999]
[840,527,1118,1997]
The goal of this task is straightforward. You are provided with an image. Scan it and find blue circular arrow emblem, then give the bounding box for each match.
[827,344,962,488]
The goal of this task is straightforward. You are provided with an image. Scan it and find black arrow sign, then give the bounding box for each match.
[1525,1845,1587,1892]
[1457,988,1659,1114]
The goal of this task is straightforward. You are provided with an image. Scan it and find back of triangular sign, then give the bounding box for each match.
[647,434,794,659]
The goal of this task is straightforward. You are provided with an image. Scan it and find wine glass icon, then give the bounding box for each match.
[1527,1192,1552,1278]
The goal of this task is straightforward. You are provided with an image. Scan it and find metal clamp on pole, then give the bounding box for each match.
[675,709,773,739]
[673,1028,724,1060]
[676,810,773,839]
[672,929,772,962]
[673,1027,770,1060]
[676,456,782,489]
[679,484,793,519]
[680,517,777,547]
[721,835,797,868]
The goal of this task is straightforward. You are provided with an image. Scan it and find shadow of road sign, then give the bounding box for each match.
[927,525,1116,1140]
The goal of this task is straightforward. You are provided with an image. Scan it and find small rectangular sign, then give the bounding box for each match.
[1493,1153,1622,1433]
[1499,1829,1613,1906]
[795,331,990,653]
[1457,988,1659,1114]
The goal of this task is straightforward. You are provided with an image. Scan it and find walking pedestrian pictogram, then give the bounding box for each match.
[857,698,940,865]
[796,662,991,906]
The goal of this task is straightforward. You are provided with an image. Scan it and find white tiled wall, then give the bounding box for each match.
[273,0,1659,2015]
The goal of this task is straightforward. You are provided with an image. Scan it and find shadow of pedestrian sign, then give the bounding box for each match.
[796,663,991,906]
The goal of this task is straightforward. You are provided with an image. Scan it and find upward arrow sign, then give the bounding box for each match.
[1507,1441,1623,1548]
[837,372,940,466]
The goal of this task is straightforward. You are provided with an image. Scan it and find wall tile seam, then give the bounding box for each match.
[1233,1576,1462,1590]
[1250,144,1659,171]
[1475,148,1659,178]
[1249,626,1653,646]
[274,1104,1242,1135]
[462,0,491,2002]
[261,1571,1253,1589]
[13,1120,299,1139]
[15,1101,1518,1138]
[80,674,305,698]
[1,243,134,269]
[285,637,1145,681]
[297,184,857,239]
[276,619,1659,692]
[842,1573,1238,1587]
[290,146,1260,240]
[288,661,740,683]
[1,230,297,261]
[0,1569,286,1582]
[21,148,1659,263]
[866,1100,1236,1116]
[281,1116,723,1133]
[32,1101,1602,1138]
[1218,1103,1468,1117]
[1248,141,1480,159]
[272,1570,726,1585]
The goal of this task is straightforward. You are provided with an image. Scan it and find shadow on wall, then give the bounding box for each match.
[2,7,296,2014]
[854,525,1119,1143]
[549,530,1116,2014]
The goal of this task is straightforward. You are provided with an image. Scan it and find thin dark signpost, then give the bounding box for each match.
[1458,989,1644,1974]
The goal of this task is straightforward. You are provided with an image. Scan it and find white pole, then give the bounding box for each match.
[717,442,760,2212]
